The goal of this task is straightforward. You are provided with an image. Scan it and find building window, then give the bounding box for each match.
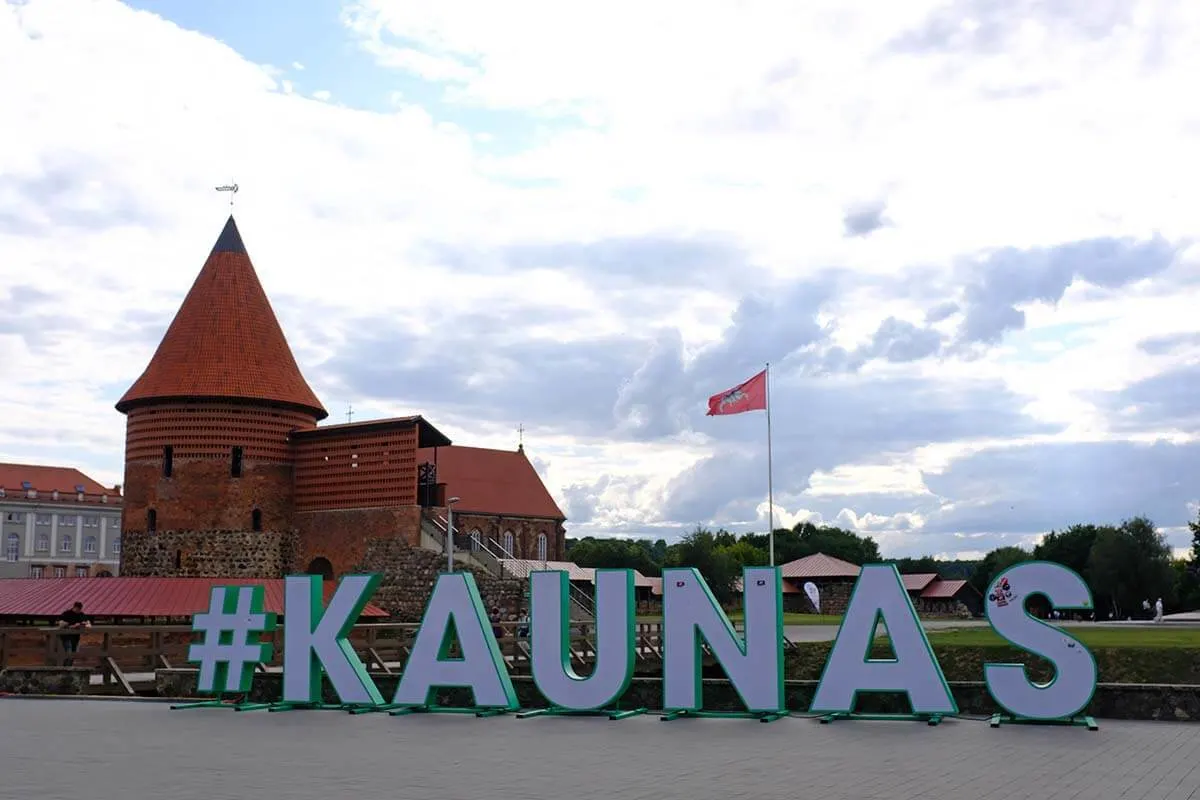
[162,445,173,478]
[83,516,99,528]
[59,514,78,527]
[5,533,18,562]
[5,512,22,523]
[147,509,157,532]
[53,566,65,578]
[251,509,262,532]
[60,534,73,553]
[231,446,243,478]
[469,529,482,551]
[83,535,97,554]
[112,537,121,556]
[35,514,51,526]
[75,567,88,578]
[502,531,515,556]
[30,565,44,578]
[537,533,548,561]
[35,533,49,552]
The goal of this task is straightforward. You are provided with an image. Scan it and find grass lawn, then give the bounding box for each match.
[923,625,1200,649]
[636,612,843,626]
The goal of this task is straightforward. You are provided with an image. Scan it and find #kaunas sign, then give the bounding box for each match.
[185,562,1098,723]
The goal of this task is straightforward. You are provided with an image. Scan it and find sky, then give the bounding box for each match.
[2,0,1199,561]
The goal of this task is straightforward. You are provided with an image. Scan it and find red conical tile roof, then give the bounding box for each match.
[116,216,328,420]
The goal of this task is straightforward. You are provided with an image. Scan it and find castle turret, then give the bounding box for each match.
[116,216,326,538]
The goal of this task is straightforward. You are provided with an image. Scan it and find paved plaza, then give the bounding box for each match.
[3,699,1200,800]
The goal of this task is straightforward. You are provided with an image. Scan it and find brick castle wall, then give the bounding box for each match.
[293,426,419,511]
[293,506,423,579]
[121,402,312,534]
[122,460,295,534]
[353,538,525,622]
[119,529,300,578]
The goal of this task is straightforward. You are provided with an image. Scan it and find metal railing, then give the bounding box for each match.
[421,512,596,619]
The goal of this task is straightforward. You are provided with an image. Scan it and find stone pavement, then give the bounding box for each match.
[3,698,1200,800]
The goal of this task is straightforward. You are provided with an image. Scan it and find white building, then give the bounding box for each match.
[0,463,122,579]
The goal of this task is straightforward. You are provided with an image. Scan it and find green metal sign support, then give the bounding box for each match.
[659,709,787,724]
[989,713,1098,731]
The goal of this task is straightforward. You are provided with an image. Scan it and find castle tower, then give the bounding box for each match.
[115,217,327,539]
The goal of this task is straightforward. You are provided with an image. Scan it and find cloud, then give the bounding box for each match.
[842,201,890,238]
[3,0,1200,561]
[956,236,1180,345]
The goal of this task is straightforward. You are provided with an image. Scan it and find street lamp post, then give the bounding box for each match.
[446,496,460,573]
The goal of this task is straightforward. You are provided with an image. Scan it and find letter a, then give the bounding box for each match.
[811,563,956,715]
[531,569,635,710]
[393,572,518,710]
[662,566,784,713]
[282,574,384,706]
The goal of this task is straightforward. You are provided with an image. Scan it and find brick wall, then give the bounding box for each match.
[294,506,422,580]
[293,425,418,511]
[451,513,565,561]
[119,529,300,578]
[122,460,295,534]
[352,538,525,622]
[121,401,312,533]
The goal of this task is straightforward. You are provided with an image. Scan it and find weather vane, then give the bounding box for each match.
[216,182,239,208]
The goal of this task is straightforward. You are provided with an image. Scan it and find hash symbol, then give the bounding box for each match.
[188,585,277,695]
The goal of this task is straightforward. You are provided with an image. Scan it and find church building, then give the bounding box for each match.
[114,216,566,583]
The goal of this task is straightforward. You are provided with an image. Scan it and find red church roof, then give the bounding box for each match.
[0,463,116,496]
[418,445,565,520]
[116,217,328,419]
[0,577,388,619]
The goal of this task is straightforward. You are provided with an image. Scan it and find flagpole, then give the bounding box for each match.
[766,361,775,567]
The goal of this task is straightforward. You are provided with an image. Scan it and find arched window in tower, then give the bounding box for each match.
[251,509,262,532]
[231,446,243,478]
[162,445,173,478]
[469,528,481,551]
[147,508,157,532]
[537,533,548,561]
[502,531,515,557]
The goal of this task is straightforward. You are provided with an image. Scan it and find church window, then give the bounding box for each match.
[537,533,548,561]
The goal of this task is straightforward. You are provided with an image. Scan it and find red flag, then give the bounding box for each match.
[707,369,767,416]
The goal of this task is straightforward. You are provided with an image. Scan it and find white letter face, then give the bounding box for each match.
[984,561,1097,720]
[282,574,383,705]
[531,569,635,710]
[662,567,784,713]
[392,572,518,709]
[811,564,957,715]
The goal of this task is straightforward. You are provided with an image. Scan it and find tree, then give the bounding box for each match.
[743,521,881,565]
[563,536,662,577]
[665,527,743,603]
[969,546,1032,596]
[890,556,940,574]
[1033,524,1100,580]
[1087,517,1175,619]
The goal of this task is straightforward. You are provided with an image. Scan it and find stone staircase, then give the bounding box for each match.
[418,511,594,621]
